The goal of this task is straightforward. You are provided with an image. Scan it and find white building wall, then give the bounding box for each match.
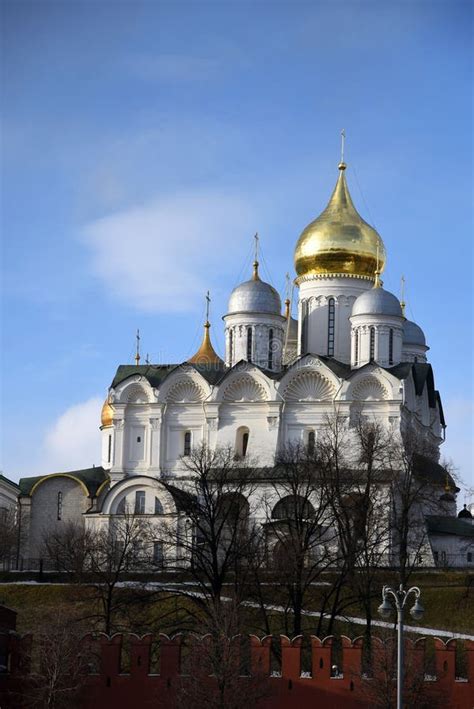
[224,313,285,370]
[297,276,372,362]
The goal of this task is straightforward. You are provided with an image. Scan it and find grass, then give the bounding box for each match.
[1,569,473,638]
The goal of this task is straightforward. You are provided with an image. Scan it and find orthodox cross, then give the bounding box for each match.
[205,290,211,324]
[340,129,346,163]
[135,328,141,365]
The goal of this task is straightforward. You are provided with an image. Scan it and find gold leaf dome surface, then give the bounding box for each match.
[101,399,114,427]
[294,165,386,280]
[188,322,223,366]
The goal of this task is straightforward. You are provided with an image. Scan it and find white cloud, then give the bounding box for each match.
[40,397,103,473]
[81,190,257,312]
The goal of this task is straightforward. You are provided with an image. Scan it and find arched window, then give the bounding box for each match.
[107,434,112,463]
[246,327,253,362]
[229,329,234,364]
[369,327,375,361]
[183,430,192,456]
[307,430,316,454]
[272,495,315,520]
[57,492,63,521]
[354,330,359,365]
[389,328,394,365]
[154,497,164,515]
[235,426,250,458]
[301,300,308,354]
[327,298,335,356]
[117,498,126,514]
[268,329,274,370]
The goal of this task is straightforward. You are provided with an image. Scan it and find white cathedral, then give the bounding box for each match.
[16,157,474,569]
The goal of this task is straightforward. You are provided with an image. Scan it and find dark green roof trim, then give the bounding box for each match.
[0,474,20,491]
[111,365,176,389]
[426,515,474,538]
[19,466,108,497]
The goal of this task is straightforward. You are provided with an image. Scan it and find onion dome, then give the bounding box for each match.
[294,162,386,280]
[458,504,473,519]
[227,261,281,315]
[403,320,426,346]
[101,399,114,427]
[352,286,403,318]
[188,321,223,366]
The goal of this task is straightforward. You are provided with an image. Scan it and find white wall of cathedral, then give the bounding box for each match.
[350,315,403,368]
[297,276,372,363]
[223,313,285,370]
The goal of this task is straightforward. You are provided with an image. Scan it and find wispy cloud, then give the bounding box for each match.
[81,189,258,312]
[39,397,103,474]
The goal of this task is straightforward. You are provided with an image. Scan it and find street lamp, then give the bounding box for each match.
[377,584,424,709]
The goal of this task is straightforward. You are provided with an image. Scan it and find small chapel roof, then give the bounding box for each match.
[425,516,474,538]
[19,466,108,497]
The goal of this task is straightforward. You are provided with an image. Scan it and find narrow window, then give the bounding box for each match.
[242,432,249,457]
[389,328,394,365]
[433,551,439,564]
[268,329,274,370]
[369,327,375,361]
[183,430,192,456]
[246,327,253,362]
[467,552,473,563]
[229,329,233,364]
[414,356,418,363]
[153,541,164,567]
[327,298,335,356]
[107,434,112,463]
[354,330,359,365]
[135,491,145,515]
[307,430,315,454]
[154,497,163,515]
[57,491,63,521]
[301,300,308,354]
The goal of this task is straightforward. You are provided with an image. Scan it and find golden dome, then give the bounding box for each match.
[294,163,386,281]
[101,399,114,427]
[188,322,223,367]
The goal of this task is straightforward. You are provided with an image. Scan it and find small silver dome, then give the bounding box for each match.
[228,277,281,315]
[403,319,426,346]
[352,287,403,318]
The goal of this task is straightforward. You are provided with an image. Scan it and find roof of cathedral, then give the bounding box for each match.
[403,319,427,346]
[458,504,473,519]
[0,473,20,491]
[227,262,282,316]
[19,466,108,497]
[413,454,458,491]
[425,515,474,538]
[352,286,403,318]
[294,162,386,280]
[187,322,224,367]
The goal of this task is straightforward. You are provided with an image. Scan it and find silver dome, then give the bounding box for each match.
[228,278,281,315]
[403,319,426,346]
[352,287,402,318]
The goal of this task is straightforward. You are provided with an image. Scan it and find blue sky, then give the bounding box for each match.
[1,0,472,495]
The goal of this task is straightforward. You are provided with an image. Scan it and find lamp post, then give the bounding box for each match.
[377,584,424,709]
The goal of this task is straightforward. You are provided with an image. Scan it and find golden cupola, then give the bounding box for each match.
[188,321,223,367]
[101,399,114,427]
[294,162,386,281]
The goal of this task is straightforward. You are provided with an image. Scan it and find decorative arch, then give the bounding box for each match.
[100,476,177,516]
[271,495,315,520]
[119,383,150,404]
[222,375,267,402]
[166,378,206,403]
[29,473,89,497]
[282,371,336,402]
[349,376,389,401]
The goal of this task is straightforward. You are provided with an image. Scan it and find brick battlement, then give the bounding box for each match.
[1,631,473,708]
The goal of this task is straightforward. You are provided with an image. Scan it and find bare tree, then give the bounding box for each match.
[42,511,158,634]
[165,443,260,633]
[254,441,336,638]
[0,506,18,570]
